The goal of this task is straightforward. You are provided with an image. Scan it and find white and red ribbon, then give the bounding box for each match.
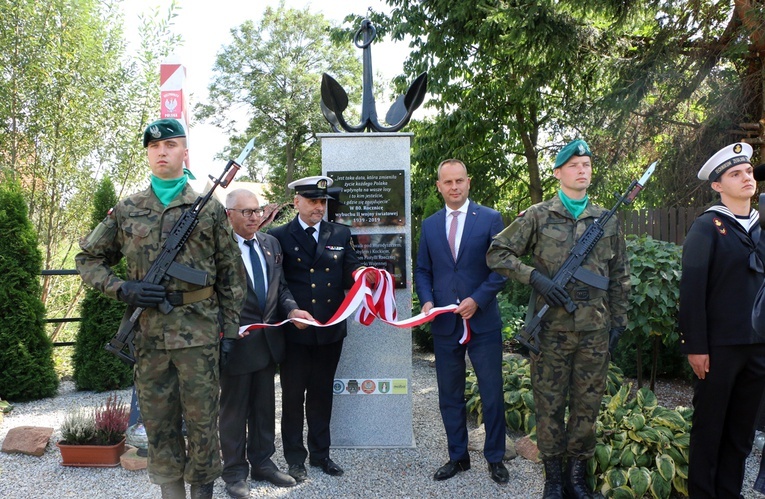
[239,267,471,344]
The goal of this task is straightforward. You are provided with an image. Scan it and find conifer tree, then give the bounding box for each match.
[0,179,58,400]
[72,177,132,391]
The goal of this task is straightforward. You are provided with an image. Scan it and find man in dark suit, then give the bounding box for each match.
[220,189,314,498]
[268,176,365,482]
[414,158,510,484]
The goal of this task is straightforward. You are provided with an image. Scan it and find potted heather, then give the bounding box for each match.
[57,393,130,467]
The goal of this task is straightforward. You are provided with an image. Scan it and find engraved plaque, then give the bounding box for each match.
[351,233,407,288]
[328,170,405,227]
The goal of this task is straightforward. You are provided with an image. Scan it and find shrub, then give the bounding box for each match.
[61,408,97,445]
[73,177,132,391]
[60,393,129,445]
[94,393,130,445]
[0,179,58,401]
[615,235,685,387]
[466,357,692,497]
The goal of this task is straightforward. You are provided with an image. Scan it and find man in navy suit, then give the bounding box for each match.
[268,176,366,482]
[414,158,509,484]
[220,189,314,498]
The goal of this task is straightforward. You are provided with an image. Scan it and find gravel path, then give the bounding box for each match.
[0,348,762,498]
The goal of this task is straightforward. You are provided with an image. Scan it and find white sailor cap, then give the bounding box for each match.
[697,142,753,181]
[288,175,336,199]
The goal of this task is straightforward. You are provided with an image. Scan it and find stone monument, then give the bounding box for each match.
[319,18,427,448]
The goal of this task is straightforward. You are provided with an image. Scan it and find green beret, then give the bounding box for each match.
[142,118,186,147]
[554,139,591,169]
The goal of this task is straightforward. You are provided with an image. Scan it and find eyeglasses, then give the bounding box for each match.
[227,208,264,217]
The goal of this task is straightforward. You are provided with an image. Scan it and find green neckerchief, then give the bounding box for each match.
[150,170,190,206]
[558,189,589,219]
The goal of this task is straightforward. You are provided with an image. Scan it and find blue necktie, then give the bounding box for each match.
[244,239,267,311]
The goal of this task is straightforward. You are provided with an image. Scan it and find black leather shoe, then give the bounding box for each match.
[288,463,307,483]
[252,469,297,488]
[309,457,344,476]
[433,458,471,481]
[489,461,509,484]
[224,479,249,499]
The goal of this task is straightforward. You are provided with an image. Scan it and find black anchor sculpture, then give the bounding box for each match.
[320,18,428,133]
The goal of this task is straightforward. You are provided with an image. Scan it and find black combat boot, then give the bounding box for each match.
[159,478,185,499]
[190,482,214,499]
[564,457,595,499]
[542,458,564,499]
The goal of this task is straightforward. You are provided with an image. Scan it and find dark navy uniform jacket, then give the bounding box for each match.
[269,216,362,345]
[679,205,765,354]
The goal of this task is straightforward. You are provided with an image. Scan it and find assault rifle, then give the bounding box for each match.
[518,161,657,355]
[106,138,256,364]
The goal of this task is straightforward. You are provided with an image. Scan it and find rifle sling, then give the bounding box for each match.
[166,286,214,306]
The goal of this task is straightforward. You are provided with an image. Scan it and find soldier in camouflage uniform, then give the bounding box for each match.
[75,118,246,499]
[486,139,630,499]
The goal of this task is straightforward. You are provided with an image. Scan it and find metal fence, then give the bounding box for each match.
[41,269,80,347]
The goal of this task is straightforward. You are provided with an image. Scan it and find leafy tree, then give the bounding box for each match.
[347,1,637,216]
[0,0,181,350]
[73,177,132,392]
[196,1,362,202]
[351,0,765,217]
[0,178,58,401]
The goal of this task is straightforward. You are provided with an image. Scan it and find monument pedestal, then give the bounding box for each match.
[320,132,414,448]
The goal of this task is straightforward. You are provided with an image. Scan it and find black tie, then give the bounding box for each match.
[305,226,318,254]
[244,239,267,310]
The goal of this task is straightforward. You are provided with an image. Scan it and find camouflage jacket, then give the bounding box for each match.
[75,184,247,348]
[486,194,630,332]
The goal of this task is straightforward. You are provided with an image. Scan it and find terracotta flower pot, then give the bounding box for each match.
[56,437,126,467]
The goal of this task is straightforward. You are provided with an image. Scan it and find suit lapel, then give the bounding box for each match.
[456,202,479,263]
[256,232,277,312]
[255,233,273,283]
[434,209,450,258]
[289,217,315,255]
[316,222,331,262]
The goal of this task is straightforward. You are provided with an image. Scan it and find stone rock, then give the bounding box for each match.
[120,445,147,470]
[1,426,54,457]
[514,434,540,463]
[467,424,518,461]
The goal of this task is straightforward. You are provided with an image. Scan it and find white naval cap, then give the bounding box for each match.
[288,175,335,199]
[697,142,753,181]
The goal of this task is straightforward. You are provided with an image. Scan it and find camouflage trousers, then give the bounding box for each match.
[530,327,609,460]
[134,344,221,485]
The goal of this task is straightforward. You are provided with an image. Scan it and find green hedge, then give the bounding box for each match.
[0,179,58,401]
[72,177,132,391]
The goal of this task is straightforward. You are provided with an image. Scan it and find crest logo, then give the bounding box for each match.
[361,380,376,394]
[734,143,742,154]
[150,125,162,139]
[577,144,586,155]
[165,98,178,113]
[333,380,345,394]
[379,381,390,394]
[346,379,359,394]
[713,217,727,236]
[317,179,327,189]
